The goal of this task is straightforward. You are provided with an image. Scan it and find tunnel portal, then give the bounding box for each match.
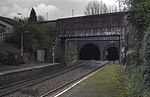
[106,47,119,60]
[79,44,100,60]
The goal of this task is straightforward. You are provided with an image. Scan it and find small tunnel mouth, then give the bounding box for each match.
[106,47,119,61]
[79,44,100,60]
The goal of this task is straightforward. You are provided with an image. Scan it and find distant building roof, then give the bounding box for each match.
[0,23,6,27]
[0,16,16,26]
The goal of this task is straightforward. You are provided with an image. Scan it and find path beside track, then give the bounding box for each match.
[59,63,126,97]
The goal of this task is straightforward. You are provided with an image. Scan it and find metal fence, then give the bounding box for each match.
[0,27,14,42]
[0,32,9,42]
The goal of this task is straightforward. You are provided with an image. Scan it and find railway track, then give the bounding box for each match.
[40,61,110,97]
[0,61,88,97]
[1,60,118,97]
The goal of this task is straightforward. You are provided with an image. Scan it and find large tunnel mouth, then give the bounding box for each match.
[79,44,100,60]
[106,47,119,61]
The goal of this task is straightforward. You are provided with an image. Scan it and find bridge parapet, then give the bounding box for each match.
[58,27,124,38]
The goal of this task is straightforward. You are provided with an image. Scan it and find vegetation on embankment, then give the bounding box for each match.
[124,0,150,96]
[0,8,60,65]
[60,64,127,97]
[0,43,18,65]
[126,28,150,97]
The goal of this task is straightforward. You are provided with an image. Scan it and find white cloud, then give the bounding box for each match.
[0,3,60,20]
[0,3,30,19]
[34,3,60,20]
[0,0,118,20]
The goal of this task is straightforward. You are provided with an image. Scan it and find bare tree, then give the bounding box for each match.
[13,16,20,22]
[37,15,45,21]
[84,0,108,15]
[84,0,119,15]
[13,16,29,23]
[107,5,119,13]
[117,0,131,11]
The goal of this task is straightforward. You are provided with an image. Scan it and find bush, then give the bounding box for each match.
[141,28,150,89]
[126,48,142,66]
[126,65,144,97]
[5,23,58,63]
[0,49,8,65]
[126,28,150,97]
[0,43,18,65]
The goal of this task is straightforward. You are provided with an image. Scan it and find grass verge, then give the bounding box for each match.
[59,64,127,97]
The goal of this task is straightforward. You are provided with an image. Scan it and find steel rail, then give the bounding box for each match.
[0,61,88,97]
[40,61,111,97]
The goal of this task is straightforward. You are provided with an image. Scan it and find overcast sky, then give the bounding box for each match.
[0,0,118,20]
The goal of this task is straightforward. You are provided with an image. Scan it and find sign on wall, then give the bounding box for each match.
[37,50,45,62]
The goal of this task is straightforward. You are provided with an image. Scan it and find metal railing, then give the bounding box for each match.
[0,32,9,42]
[0,27,14,42]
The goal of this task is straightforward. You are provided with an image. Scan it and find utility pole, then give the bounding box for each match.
[72,9,74,17]
[18,12,23,22]
[20,31,28,63]
[52,39,55,63]
[20,32,23,58]
[18,12,24,63]
[46,12,48,20]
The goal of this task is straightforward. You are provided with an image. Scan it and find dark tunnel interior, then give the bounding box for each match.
[79,44,100,60]
[106,47,119,61]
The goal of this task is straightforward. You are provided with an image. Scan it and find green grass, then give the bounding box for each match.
[60,64,127,97]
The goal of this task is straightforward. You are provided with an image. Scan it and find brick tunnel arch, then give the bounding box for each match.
[79,44,100,60]
[105,46,119,61]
